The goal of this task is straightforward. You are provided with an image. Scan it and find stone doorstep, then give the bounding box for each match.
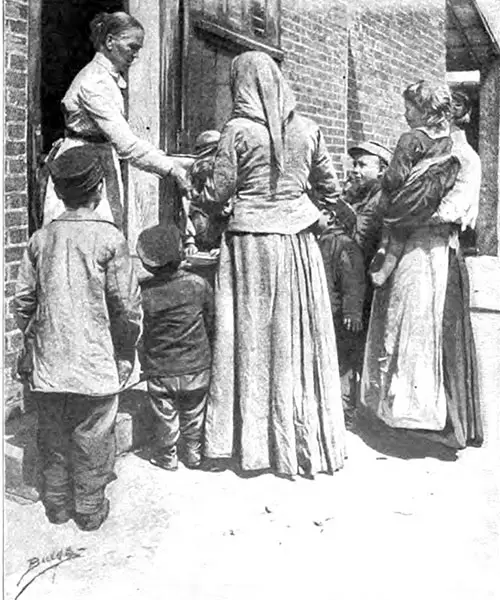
[4,385,154,504]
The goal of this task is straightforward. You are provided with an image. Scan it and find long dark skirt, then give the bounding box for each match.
[442,248,483,448]
[204,230,347,476]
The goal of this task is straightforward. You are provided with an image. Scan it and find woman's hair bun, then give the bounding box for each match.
[89,11,144,51]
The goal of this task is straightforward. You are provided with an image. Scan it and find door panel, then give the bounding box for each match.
[184,33,234,150]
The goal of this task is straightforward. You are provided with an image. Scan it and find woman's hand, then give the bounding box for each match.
[343,316,363,333]
[169,162,194,200]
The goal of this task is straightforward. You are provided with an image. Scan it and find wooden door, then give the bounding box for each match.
[178,0,283,152]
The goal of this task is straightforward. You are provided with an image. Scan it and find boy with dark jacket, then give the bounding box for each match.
[316,200,366,425]
[137,224,214,470]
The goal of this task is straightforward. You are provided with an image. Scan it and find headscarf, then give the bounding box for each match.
[230,51,296,174]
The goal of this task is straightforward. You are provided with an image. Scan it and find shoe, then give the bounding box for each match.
[45,505,72,525]
[74,499,110,532]
[149,447,178,471]
[184,446,202,469]
[200,457,225,472]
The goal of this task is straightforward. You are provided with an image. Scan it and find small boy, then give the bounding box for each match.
[316,199,366,426]
[346,141,391,269]
[345,141,391,330]
[14,146,142,530]
[137,224,214,470]
[184,130,229,254]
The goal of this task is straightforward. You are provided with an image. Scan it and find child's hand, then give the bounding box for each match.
[343,317,363,333]
[184,242,198,257]
[117,359,133,386]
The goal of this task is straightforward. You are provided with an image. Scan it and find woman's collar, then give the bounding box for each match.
[416,124,450,139]
[94,52,127,89]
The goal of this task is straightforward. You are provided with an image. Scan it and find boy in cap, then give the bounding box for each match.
[346,141,392,267]
[316,198,366,426]
[137,223,214,470]
[15,146,142,531]
[345,141,391,340]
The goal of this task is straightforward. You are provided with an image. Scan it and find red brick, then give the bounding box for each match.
[7,88,27,108]
[4,209,27,228]
[6,70,26,89]
[5,1,28,21]
[4,352,18,371]
[7,19,28,35]
[5,246,25,263]
[4,316,17,332]
[8,227,28,245]
[7,123,26,141]
[7,158,27,175]
[9,53,27,72]
[5,282,17,298]
[5,141,26,156]
[5,176,27,194]
[5,193,27,210]
[6,331,24,353]
[6,264,20,281]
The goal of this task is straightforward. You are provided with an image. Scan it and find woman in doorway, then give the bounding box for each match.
[42,11,191,229]
[201,51,347,478]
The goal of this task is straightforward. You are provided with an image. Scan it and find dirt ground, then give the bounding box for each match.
[4,412,499,600]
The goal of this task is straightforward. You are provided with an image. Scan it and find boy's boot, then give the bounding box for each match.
[149,445,178,471]
[74,498,110,532]
[184,442,202,469]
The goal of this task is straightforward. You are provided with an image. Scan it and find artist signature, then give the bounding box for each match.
[15,546,86,600]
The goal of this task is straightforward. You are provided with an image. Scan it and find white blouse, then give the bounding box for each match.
[62,52,173,175]
[433,129,481,231]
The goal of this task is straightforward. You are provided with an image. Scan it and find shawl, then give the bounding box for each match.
[230,51,296,174]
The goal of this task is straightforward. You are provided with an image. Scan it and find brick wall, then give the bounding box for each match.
[280,0,447,179]
[347,0,447,152]
[4,0,30,412]
[281,0,349,174]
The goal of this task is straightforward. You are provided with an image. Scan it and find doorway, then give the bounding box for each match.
[40,0,125,154]
[28,0,125,233]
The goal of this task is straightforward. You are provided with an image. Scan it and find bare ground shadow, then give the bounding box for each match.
[134,444,290,480]
[351,408,459,462]
[117,388,156,450]
[4,410,42,504]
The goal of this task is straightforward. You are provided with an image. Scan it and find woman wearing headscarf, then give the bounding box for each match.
[42,11,191,229]
[201,51,347,478]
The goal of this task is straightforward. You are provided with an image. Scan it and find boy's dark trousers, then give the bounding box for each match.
[147,369,209,457]
[333,318,364,416]
[34,393,118,515]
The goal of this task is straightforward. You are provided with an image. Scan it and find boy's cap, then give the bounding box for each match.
[136,224,182,269]
[348,141,392,165]
[194,130,221,157]
[48,146,104,198]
